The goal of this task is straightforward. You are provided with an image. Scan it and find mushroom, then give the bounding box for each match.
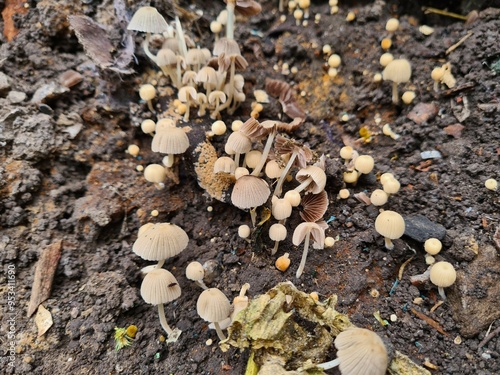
[265,160,283,179]
[430,261,456,300]
[284,189,301,207]
[382,59,412,105]
[140,268,182,342]
[424,238,442,255]
[127,6,169,63]
[208,90,227,119]
[186,261,208,289]
[244,150,262,170]
[133,222,189,268]
[271,197,293,221]
[379,53,394,67]
[238,224,251,239]
[275,252,291,272]
[186,48,209,72]
[353,155,374,175]
[299,190,328,223]
[269,223,287,255]
[231,175,270,226]
[141,119,156,135]
[214,156,236,174]
[139,84,156,112]
[178,86,197,121]
[143,164,166,189]
[196,66,218,98]
[385,18,399,32]
[294,166,327,194]
[374,210,405,250]
[225,130,252,167]
[151,119,190,167]
[197,92,208,117]
[197,288,231,340]
[156,48,180,87]
[230,283,250,321]
[316,327,388,374]
[370,189,389,206]
[293,222,325,278]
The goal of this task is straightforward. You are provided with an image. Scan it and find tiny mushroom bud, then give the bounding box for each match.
[294,9,303,26]
[275,252,291,272]
[197,288,231,340]
[385,18,399,32]
[211,120,227,136]
[324,236,336,247]
[214,156,236,174]
[338,189,350,199]
[382,123,400,140]
[272,198,293,220]
[431,67,445,92]
[144,164,166,188]
[370,189,389,206]
[346,11,356,21]
[379,53,394,67]
[238,224,251,239]
[141,119,156,135]
[127,144,140,157]
[380,38,392,50]
[430,261,457,300]
[328,54,341,68]
[284,190,301,207]
[382,177,401,195]
[269,223,288,255]
[265,160,283,179]
[244,150,263,170]
[152,120,190,168]
[380,172,395,185]
[402,91,416,104]
[375,210,405,250]
[424,238,442,255]
[354,155,375,174]
[139,84,157,112]
[186,261,208,289]
[230,283,250,321]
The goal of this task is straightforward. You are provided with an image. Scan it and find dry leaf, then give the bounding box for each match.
[407,102,438,124]
[35,305,53,336]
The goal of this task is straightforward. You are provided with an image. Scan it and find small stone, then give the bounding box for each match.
[443,123,465,139]
[404,215,446,242]
[0,72,11,95]
[31,81,69,104]
[407,102,438,124]
[7,91,27,103]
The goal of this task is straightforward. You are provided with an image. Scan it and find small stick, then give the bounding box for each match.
[446,31,473,55]
[422,7,468,21]
[478,326,500,348]
[411,308,449,336]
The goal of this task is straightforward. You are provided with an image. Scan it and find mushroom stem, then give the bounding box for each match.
[143,33,157,63]
[274,150,299,197]
[391,81,399,105]
[210,98,222,120]
[250,207,257,227]
[294,176,313,193]
[156,259,166,269]
[164,154,175,168]
[316,358,341,371]
[239,283,250,297]
[226,1,236,40]
[272,240,281,255]
[438,286,447,300]
[159,66,179,87]
[296,231,311,278]
[213,321,227,341]
[433,81,440,92]
[383,237,394,250]
[195,280,209,290]
[175,16,188,58]
[157,303,173,336]
[251,127,278,177]
[183,98,191,121]
[234,152,241,168]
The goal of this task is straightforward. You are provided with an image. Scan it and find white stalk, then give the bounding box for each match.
[273,150,299,197]
[294,176,312,193]
[251,127,277,177]
[213,321,227,341]
[296,231,311,278]
[158,303,173,336]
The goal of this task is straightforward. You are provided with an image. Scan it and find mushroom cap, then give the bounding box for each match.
[225,131,252,155]
[186,48,209,66]
[152,126,190,154]
[271,197,293,220]
[133,222,189,261]
[382,59,412,84]
[265,160,282,179]
[231,175,270,209]
[208,90,227,104]
[213,38,241,57]
[374,210,405,240]
[300,190,328,223]
[430,261,456,288]
[382,178,400,194]
[178,85,197,101]
[269,223,287,241]
[214,156,236,174]
[292,222,325,249]
[295,166,327,194]
[335,327,388,375]
[140,268,181,305]
[144,164,166,184]
[186,261,205,282]
[127,6,169,34]
[156,48,177,66]
[139,84,156,101]
[424,238,442,255]
[370,189,388,206]
[196,288,231,323]
[284,190,301,207]
[354,155,374,174]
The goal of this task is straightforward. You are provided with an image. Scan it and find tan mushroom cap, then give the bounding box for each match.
[186,261,205,282]
[231,175,270,209]
[140,268,181,305]
[295,166,327,194]
[214,156,236,174]
[269,223,287,241]
[226,131,252,154]
[335,327,388,375]
[152,125,190,154]
[383,59,412,84]
[374,210,405,239]
[370,189,388,206]
[292,222,325,249]
[213,38,241,57]
[196,288,231,323]
[127,6,169,34]
[430,261,456,288]
[424,238,442,255]
[354,155,374,174]
[156,48,177,66]
[144,164,166,184]
[133,223,189,261]
[271,197,293,220]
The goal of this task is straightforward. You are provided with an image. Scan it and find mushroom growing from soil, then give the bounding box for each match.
[133,222,189,268]
[430,261,456,300]
[197,288,231,340]
[269,223,287,255]
[139,84,156,112]
[275,252,291,271]
[316,327,388,374]
[382,58,411,105]
[230,283,250,321]
[374,210,405,250]
[186,261,208,289]
[140,268,182,342]
[424,238,442,255]
[151,119,190,167]
[143,164,166,189]
[231,174,270,225]
[178,86,197,121]
[293,222,325,278]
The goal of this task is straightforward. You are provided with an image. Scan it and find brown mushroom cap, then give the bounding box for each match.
[133,223,189,261]
[196,288,231,323]
[382,59,412,84]
[231,175,270,209]
[430,261,456,288]
[335,327,388,375]
[299,190,328,223]
[127,6,169,34]
[374,210,405,240]
[140,268,181,305]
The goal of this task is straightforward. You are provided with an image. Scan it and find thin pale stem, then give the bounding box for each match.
[143,33,157,63]
[213,321,227,341]
[316,358,341,370]
[296,231,311,278]
[384,237,394,250]
[438,287,447,300]
[175,16,188,58]
[273,151,298,197]
[252,128,277,176]
[294,176,313,193]
[158,303,173,336]
[195,280,208,290]
[156,259,165,269]
[226,2,236,40]
[392,81,399,105]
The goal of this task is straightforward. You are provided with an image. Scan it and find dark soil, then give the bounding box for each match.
[1,1,499,374]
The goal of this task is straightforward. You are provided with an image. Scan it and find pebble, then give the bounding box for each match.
[0,72,11,95]
[404,215,446,242]
[7,90,27,103]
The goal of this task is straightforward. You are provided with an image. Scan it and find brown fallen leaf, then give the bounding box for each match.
[407,102,438,125]
[411,308,449,336]
[27,241,63,317]
[443,123,465,138]
[35,305,53,336]
[2,0,29,42]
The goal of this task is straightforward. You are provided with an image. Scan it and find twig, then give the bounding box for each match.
[411,308,449,336]
[422,7,468,21]
[446,32,473,55]
[398,255,415,280]
[478,325,500,348]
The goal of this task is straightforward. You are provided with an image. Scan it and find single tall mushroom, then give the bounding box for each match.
[293,222,325,278]
[197,288,231,340]
[178,86,197,121]
[382,58,411,105]
[140,268,182,342]
[374,210,405,250]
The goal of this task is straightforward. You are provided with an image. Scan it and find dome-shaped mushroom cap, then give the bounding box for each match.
[292,222,325,249]
[213,38,241,57]
[152,126,190,154]
[382,59,412,84]
[133,223,189,261]
[272,198,293,220]
[430,261,457,288]
[186,261,205,281]
[141,268,181,305]
[226,131,252,154]
[295,166,327,194]
[231,175,270,209]
[197,288,231,323]
[156,48,177,66]
[374,210,405,239]
[127,6,169,34]
[335,327,388,375]
[269,223,287,241]
[354,155,375,174]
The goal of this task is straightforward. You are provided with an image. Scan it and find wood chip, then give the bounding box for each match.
[398,255,415,280]
[443,123,465,138]
[35,305,53,336]
[27,241,63,317]
[411,308,449,336]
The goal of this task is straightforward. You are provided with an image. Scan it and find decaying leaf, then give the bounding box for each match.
[27,240,63,317]
[265,78,306,128]
[35,305,53,337]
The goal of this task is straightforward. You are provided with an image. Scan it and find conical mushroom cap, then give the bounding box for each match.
[141,268,181,305]
[127,6,169,34]
[335,327,388,375]
[133,223,189,261]
[231,175,270,209]
[152,126,190,154]
[374,210,405,239]
[196,288,231,323]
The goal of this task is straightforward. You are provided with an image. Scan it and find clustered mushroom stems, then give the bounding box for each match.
[274,149,300,197]
[251,126,278,177]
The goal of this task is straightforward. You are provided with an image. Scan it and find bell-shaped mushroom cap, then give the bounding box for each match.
[335,327,388,375]
[300,190,328,223]
[269,223,287,241]
[209,90,227,104]
[178,86,197,101]
[140,268,181,305]
[214,156,236,174]
[424,238,442,255]
[186,48,209,66]
[231,175,270,209]
[196,66,218,86]
[271,197,293,220]
[265,160,283,179]
[374,210,405,240]
[292,222,325,249]
[196,288,231,323]
[382,59,412,84]
[133,223,189,261]
[226,131,252,155]
[127,6,169,34]
[430,261,456,288]
[213,38,241,57]
[295,166,327,194]
[156,48,177,66]
[152,126,190,154]
[186,261,205,282]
